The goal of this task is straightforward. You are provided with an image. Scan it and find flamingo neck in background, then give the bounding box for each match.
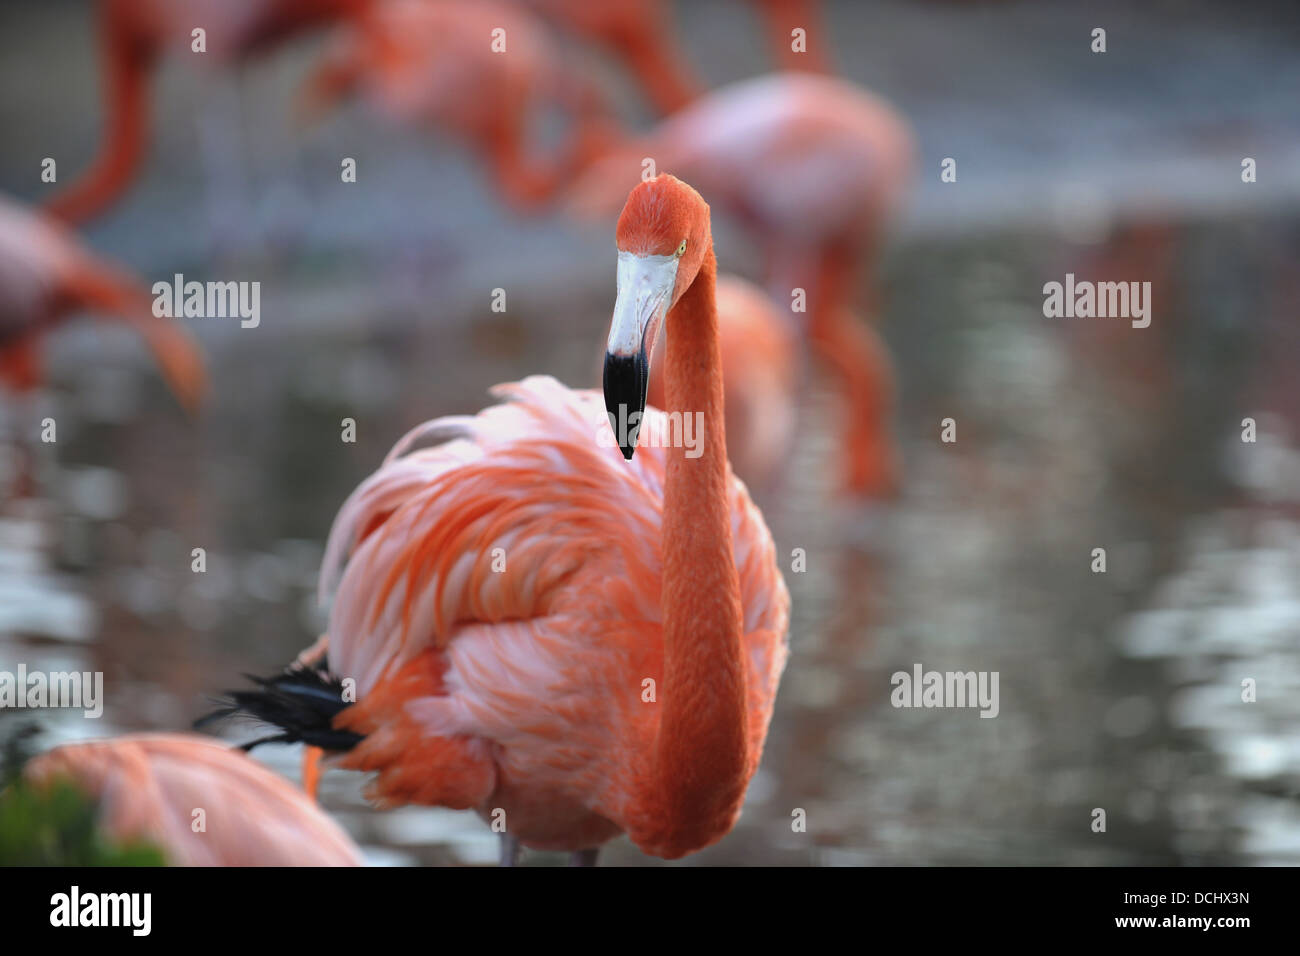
[44,12,151,225]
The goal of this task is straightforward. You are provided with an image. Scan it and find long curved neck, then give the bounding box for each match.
[650,244,749,851]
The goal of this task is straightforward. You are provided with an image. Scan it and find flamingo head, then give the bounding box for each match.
[604,175,711,459]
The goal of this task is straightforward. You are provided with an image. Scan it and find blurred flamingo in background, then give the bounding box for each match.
[572,73,915,496]
[21,733,364,865]
[300,0,619,210]
[0,194,206,411]
[207,175,790,865]
[44,0,375,225]
[646,274,797,490]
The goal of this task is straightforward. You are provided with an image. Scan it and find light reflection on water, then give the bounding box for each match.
[2,217,1298,866]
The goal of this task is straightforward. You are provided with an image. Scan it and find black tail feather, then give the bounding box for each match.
[196,664,364,753]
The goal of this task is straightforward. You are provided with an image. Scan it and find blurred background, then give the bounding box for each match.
[1,0,1299,865]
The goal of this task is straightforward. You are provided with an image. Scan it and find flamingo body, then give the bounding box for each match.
[316,376,789,855]
[216,175,788,863]
[617,74,913,246]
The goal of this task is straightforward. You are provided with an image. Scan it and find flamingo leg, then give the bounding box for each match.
[808,308,899,497]
[804,239,900,497]
[499,833,521,867]
[568,848,600,867]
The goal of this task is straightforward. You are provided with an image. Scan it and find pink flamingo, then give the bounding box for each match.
[572,73,915,496]
[299,0,619,210]
[210,175,790,864]
[22,733,363,865]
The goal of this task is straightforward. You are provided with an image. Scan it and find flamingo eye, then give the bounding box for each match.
[675,240,687,257]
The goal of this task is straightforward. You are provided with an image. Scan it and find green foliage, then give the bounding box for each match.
[0,776,166,865]
[0,726,166,866]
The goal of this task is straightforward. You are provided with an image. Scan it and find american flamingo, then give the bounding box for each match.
[20,733,363,865]
[208,175,790,864]
[299,0,618,210]
[572,73,915,496]
[644,274,797,490]
[0,195,206,411]
[44,0,374,225]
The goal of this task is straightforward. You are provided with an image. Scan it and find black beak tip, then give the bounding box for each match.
[603,350,648,462]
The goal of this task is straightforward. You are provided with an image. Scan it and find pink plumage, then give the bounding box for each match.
[315,376,789,854]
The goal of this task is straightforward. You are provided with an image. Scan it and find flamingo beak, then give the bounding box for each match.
[604,251,678,459]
